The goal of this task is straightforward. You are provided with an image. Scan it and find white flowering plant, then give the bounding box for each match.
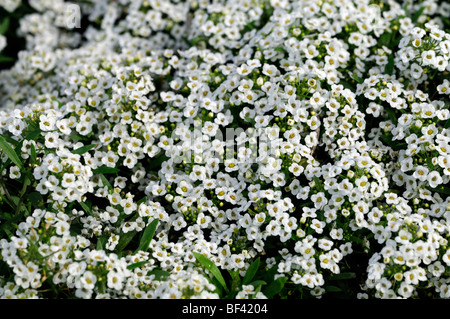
[0,0,449,300]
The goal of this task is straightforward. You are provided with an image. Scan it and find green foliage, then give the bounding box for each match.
[0,135,24,170]
[193,252,229,295]
[135,218,159,253]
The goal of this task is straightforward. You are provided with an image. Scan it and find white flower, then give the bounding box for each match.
[0,34,6,52]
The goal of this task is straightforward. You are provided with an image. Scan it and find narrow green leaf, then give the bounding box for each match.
[412,7,426,23]
[243,257,260,285]
[27,191,43,208]
[250,280,267,288]
[384,107,398,125]
[253,283,263,297]
[147,269,170,280]
[93,165,119,174]
[0,193,15,209]
[0,18,9,35]
[328,272,356,281]
[263,276,287,298]
[98,281,107,295]
[69,134,89,141]
[351,74,364,84]
[444,118,450,129]
[0,135,24,169]
[427,186,450,195]
[115,230,137,252]
[137,196,147,205]
[127,260,150,270]
[379,32,392,47]
[339,79,354,90]
[30,143,36,163]
[135,218,159,253]
[72,144,96,155]
[0,135,17,146]
[244,116,256,125]
[190,36,206,46]
[349,234,364,245]
[96,235,108,250]
[312,176,323,190]
[324,285,343,293]
[385,55,394,76]
[402,4,408,15]
[147,155,169,169]
[99,173,112,191]
[7,196,21,210]
[79,201,93,216]
[24,129,41,141]
[211,276,224,297]
[263,264,278,283]
[380,134,406,151]
[193,252,229,293]
[0,218,14,239]
[0,55,13,63]
[442,17,450,33]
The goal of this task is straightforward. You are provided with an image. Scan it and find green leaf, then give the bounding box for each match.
[99,173,112,191]
[379,134,407,151]
[79,200,94,216]
[69,134,90,141]
[328,272,356,281]
[226,269,241,294]
[24,129,41,141]
[243,257,260,285]
[30,143,36,164]
[351,74,364,84]
[339,79,354,91]
[384,107,398,125]
[126,261,150,270]
[147,269,170,280]
[190,36,206,46]
[147,155,169,169]
[0,210,24,239]
[193,252,229,293]
[444,118,450,129]
[93,165,119,174]
[115,230,137,252]
[0,135,24,169]
[96,235,108,250]
[0,18,9,35]
[324,285,343,293]
[412,7,426,23]
[312,176,324,190]
[348,234,364,245]
[427,185,450,195]
[135,218,159,253]
[263,264,278,283]
[244,116,256,125]
[263,276,287,298]
[27,191,43,208]
[379,32,392,47]
[0,56,15,63]
[72,144,96,155]
[442,17,450,33]
[385,55,394,76]
[249,280,267,293]
[137,196,147,205]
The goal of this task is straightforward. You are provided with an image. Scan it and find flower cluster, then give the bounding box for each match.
[0,0,449,299]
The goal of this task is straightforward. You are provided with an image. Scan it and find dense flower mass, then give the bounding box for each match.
[0,0,449,299]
